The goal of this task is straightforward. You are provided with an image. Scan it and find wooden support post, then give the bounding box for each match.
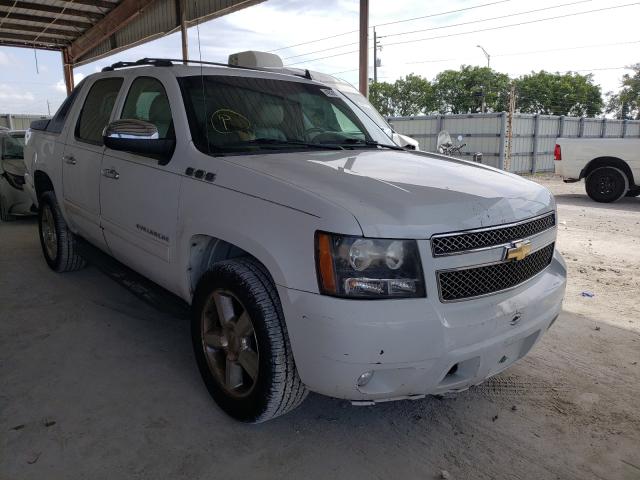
[178,0,188,64]
[62,48,74,96]
[358,0,369,97]
[504,83,516,172]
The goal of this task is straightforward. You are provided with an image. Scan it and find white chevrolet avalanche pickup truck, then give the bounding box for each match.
[24,53,566,423]
[554,137,640,202]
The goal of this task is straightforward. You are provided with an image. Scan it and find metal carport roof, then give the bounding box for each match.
[0,0,266,93]
[0,0,371,97]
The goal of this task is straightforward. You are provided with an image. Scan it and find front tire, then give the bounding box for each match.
[585,166,628,203]
[191,258,307,423]
[38,191,86,272]
[0,196,14,222]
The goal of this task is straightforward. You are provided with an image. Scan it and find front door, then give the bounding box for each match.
[99,75,180,292]
[62,77,123,248]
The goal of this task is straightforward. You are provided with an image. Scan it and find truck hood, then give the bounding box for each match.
[226,150,554,238]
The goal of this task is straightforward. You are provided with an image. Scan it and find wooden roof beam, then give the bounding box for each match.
[0,0,104,21]
[67,0,155,63]
[0,32,69,47]
[64,0,119,10]
[2,12,93,29]
[0,40,61,50]
[0,22,77,38]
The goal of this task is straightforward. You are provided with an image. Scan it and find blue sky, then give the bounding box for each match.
[1,0,638,114]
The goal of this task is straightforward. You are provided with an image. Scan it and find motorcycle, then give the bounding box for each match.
[436,130,483,163]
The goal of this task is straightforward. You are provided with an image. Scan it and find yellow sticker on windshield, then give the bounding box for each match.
[211,109,252,134]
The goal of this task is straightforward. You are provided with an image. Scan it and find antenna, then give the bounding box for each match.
[195,1,211,154]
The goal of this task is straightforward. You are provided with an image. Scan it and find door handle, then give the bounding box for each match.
[63,155,76,165]
[102,168,120,180]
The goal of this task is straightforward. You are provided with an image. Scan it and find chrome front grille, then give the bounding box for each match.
[431,213,556,256]
[437,243,555,302]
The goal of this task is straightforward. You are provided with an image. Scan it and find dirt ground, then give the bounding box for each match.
[1,175,639,480]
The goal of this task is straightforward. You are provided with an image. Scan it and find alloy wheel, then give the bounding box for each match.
[200,290,259,398]
[41,204,58,260]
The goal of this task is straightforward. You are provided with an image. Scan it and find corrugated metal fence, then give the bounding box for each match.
[0,114,50,131]
[388,113,640,173]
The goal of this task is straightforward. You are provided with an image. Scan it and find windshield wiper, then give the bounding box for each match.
[246,138,344,150]
[340,138,405,151]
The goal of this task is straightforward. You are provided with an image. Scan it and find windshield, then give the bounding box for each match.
[179,75,395,155]
[2,134,25,159]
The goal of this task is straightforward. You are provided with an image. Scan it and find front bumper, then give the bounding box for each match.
[279,250,566,402]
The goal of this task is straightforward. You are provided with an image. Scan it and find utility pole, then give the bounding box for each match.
[373,27,378,83]
[477,45,491,114]
[359,0,369,97]
[46,100,51,116]
[505,83,516,173]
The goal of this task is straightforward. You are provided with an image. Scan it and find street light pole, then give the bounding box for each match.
[476,45,491,113]
[477,45,490,68]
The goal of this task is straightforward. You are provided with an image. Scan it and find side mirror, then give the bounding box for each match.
[103,119,175,163]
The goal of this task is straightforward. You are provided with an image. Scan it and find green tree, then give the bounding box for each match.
[514,71,603,117]
[369,81,396,116]
[432,65,510,114]
[605,63,640,120]
[369,74,435,116]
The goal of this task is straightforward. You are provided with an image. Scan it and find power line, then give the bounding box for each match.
[383,2,640,48]
[404,40,640,65]
[296,3,602,63]
[286,2,640,66]
[271,0,513,54]
[378,0,592,39]
[492,40,640,58]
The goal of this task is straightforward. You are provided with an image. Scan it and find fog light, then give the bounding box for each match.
[357,370,374,387]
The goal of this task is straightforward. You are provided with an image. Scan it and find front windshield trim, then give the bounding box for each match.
[179,74,396,157]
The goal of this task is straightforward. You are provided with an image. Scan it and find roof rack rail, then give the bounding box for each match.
[102,58,173,71]
[101,57,314,80]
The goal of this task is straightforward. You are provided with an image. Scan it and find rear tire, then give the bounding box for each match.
[38,191,86,272]
[191,257,307,423]
[585,167,628,203]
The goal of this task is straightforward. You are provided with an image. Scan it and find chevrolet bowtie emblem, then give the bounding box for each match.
[505,240,532,262]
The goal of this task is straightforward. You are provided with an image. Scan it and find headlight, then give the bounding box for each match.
[315,232,425,298]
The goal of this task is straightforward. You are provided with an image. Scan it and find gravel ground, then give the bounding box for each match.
[1,176,639,480]
[530,174,640,333]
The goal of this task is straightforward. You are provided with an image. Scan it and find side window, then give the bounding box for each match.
[75,77,123,145]
[331,105,365,139]
[121,77,174,139]
[47,79,85,134]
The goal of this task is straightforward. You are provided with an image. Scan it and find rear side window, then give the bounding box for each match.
[75,77,123,145]
[121,77,174,139]
[47,80,85,134]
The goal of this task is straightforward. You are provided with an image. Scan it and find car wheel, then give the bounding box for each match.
[192,257,307,423]
[0,196,14,222]
[585,167,628,203]
[38,191,86,272]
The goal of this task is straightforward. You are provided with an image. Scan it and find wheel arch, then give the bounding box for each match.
[580,157,635,186]
[33,170,55,200]
[187,234,282,300]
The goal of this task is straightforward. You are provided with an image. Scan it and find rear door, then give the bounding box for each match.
[62,76,123,248]
[99,73,181,292]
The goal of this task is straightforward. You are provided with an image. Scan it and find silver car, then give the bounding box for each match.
[0,130,35,221]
